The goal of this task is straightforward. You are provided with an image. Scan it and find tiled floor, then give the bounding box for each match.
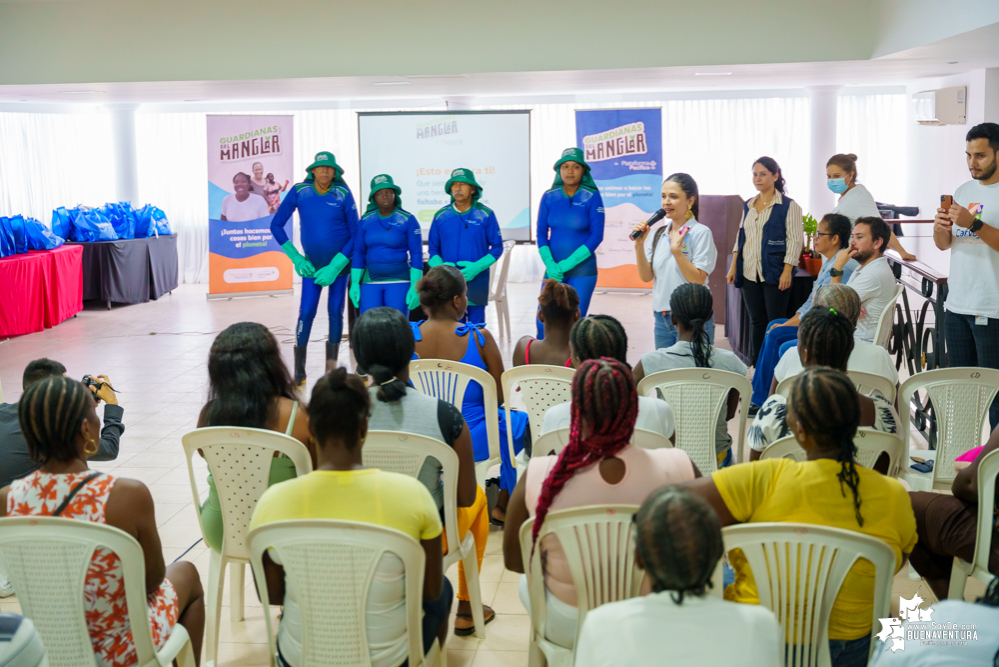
[0,282,984,665]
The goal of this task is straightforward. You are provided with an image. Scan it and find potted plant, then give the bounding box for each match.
[801,213,822,275]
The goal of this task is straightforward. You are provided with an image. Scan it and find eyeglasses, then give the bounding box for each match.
[814,232,835,237]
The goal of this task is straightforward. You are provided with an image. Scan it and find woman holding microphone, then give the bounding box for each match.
[726,157,803,366]
[633,173,718,349]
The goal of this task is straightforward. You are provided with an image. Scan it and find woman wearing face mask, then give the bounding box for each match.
[632,173,718,349]
[827,153,915,261]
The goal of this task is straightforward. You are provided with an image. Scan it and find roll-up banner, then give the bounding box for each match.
[574,108,662,289]
[206,115,294,299]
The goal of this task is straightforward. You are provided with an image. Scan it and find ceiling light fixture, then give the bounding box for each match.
[59,90,103,94]
[694,72,732,76]
[373,81,411,86]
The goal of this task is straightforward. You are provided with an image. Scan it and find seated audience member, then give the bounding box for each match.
[197,323,314,552]
[412,265,528,525]
[830,215,898,343]
[0,376,205,666]
[539,314,675,443]
[769,284,898,394]
[574,487,782,667]
[1,359,124,489]
[352,306,493,636]
[687,367,917,667]
[908,423,999,602]
[748,307,899,466]
[750,214,859,409]
[513,280,580,367]
[633,283,748,467]
[503,358,699,648]
[249,369,452,666]
[870,578,999,666]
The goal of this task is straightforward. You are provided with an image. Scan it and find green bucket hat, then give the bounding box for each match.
[304,151,345,183]
[444,168,482,203]
[552,147,598,192]
[365,174,403,214]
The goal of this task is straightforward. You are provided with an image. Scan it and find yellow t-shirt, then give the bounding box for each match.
[713,458,917,641]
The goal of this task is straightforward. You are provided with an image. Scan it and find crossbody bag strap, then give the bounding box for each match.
[52,472,103,517]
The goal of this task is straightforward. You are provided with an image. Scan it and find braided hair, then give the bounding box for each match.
[669,283,714,368]
[569,315,628,365]
[788,367,864,525]
[538,279,580,327]
[635,486,724,604]
[18,376,93,465]
[532,358,638,546]
[309,368,371,450]
[813,284,861,329]
[798,307,855,372]
[351,307,414,403]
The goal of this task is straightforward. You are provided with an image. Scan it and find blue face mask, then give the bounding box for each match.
[827,178,848,194]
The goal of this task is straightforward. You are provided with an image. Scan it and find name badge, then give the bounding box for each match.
[976,316,989,326]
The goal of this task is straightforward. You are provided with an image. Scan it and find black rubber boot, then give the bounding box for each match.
[293,346,307,387]
[325,341,340,374]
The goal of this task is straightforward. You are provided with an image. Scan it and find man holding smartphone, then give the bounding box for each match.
[935,122,999,431]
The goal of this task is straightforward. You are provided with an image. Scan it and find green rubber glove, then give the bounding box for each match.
[457,254,497,282]
[314,253,350,287]
[280,241,315,278]
[428,255,457,268]
[406,267,422,311]
[538,246,563,282]
[556,246,592,275]
[349,268,364,308]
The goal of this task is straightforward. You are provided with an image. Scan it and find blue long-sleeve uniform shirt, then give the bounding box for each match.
[353,208,424,282]
[428,203,504,305]
[536,186,604,278]
[270,181,358,274]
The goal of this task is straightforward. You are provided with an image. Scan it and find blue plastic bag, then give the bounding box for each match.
[69,207,118,242]
[101,202,136,240]
[0,217,15,258]
[7,215,28,255]
[51,207,72,240]
[23,217,64,250]
[135,204,171,238]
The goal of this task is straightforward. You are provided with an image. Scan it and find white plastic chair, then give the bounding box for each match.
[717,522,896,667]
[947,448,999,599]
[775,370,897,404]
[519,505,643,667]
[409,358,508,487]
[362,430,487,638]
[501,365,575,461]
[181,426,313,667]
[873,284,904,349]
[761,429,906,476]
[488,239,516,340]
[538,427,673,456]
[636,368,752,472]
[247,519,444,667]
[899,368,999,491]
[0,516,195,667]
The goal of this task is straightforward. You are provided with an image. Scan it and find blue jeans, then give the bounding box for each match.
[463,305,486,325]
[751,319,799,405]
[360,282,409,316]
[785,635,870,667]
[654,311,715,350]
[945,311,999,431]
[536,274,598,339]
[297,274,349,347]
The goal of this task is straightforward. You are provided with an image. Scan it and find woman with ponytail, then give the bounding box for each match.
[513,279,580,367]
[351,306,494,636]
[687,366,916,667]
[633,283,748,467]
[503,358,699,648]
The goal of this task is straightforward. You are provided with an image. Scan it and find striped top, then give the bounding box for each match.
[733,192,803,281]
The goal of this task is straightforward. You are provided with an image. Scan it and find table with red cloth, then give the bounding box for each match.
[0,245,84,336]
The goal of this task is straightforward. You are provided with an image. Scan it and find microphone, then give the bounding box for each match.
[629,208,667,241]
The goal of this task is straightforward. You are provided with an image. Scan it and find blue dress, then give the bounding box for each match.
[411,321,528,492]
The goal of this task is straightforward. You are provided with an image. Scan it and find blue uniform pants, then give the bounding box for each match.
[654,312,716,350]
[296,274,349,347]
[751,319,799,405]
[464,305,486,325]
[535,275,598,339]
[360,282,409,316]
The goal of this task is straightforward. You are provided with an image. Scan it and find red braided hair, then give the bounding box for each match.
[531,357,639,546]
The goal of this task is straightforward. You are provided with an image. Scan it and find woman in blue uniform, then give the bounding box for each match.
[428,168,504,325]
[350,174,423,316]
[535,147,605,338]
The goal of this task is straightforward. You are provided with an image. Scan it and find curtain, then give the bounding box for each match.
[836,93,909,206]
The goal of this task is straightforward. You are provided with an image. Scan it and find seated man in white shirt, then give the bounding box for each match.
[830,215,899,342]
[540,315,675,445]
[769,284,899,395]
[574,485,782,667]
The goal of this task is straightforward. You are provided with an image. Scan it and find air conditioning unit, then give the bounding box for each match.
[912,86,967,126]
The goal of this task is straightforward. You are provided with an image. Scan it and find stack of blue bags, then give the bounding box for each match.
[0,214,64,259]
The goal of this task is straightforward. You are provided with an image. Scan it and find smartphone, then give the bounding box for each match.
[941,195,954,210]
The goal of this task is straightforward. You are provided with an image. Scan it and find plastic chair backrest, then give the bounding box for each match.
[898,368,999,486]
[0,517,186,667]
[502,365,575,455]
[248,519,428,667]
[361,430,463,562]
[847,370,897,405]
[519,505,643,649]
[636,368,752,472]
[720,522,895,667]
[971,449,999,574]
[537,427,672,457]
[489,239,516,302]
[181,427,313,561]
[873,284,904,349]
[761,429,905,476]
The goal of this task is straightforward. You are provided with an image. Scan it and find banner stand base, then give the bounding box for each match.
[207,289,294,301]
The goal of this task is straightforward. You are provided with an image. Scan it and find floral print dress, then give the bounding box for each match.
[7,471,179,667]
